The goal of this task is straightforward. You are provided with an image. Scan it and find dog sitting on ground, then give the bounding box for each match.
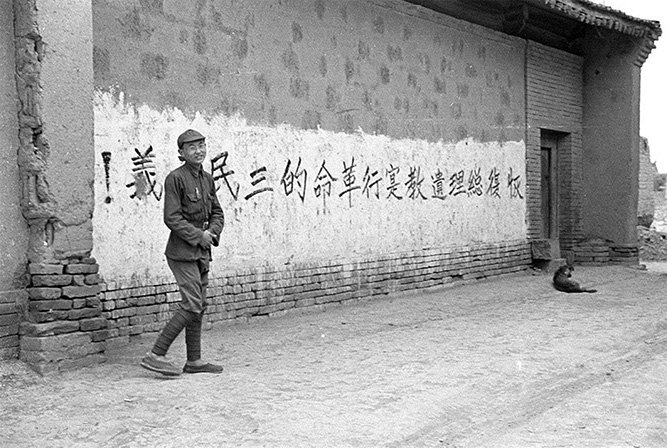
[553,265,597,293]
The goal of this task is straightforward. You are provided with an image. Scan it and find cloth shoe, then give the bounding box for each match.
[140,354,182,376]
[183,362,224,374]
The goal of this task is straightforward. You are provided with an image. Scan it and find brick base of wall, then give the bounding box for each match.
[572,239,639,265]
[573,239,610,264]
[0,289,28,360]
[609,244,639,264]
[20,257,106,375]
[100,241,531,348]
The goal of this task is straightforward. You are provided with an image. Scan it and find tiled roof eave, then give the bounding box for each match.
[544,0,661,40]
[543,0,660,66]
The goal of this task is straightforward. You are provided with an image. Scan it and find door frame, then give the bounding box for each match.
[540,130,561,241]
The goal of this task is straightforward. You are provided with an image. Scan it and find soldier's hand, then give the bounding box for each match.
[201,230,214,249]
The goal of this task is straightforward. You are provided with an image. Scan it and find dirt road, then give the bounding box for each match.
[1,264,666,447]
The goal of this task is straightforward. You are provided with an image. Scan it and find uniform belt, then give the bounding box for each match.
[189,220,209,230]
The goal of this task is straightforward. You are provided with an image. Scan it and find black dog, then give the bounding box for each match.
[553,265,597,293]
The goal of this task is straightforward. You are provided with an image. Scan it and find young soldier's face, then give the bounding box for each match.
[179,139,207,165]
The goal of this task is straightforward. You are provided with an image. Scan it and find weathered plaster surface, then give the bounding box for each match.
[92,92,526,285]
[13,0,56,263]
[93,0,525,144]
[14,0,95,263]
[37,0,95,258]
[582,30,641,244]
[91,0,528,285]
[0,0,29,289]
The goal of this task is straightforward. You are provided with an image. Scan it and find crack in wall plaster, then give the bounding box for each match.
[13,0,60,262]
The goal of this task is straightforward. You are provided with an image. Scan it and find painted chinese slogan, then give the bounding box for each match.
[92,96,526,283]
[208,152,523,212]
[102,143,524,211]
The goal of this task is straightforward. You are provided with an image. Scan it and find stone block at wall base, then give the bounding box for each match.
[20,320,80,336]
[105,335,130,351]
[532,258,566,273]
[531,239,560,260]
[19,332,106,375]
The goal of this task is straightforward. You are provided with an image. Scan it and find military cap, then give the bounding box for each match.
[177,129,205,148]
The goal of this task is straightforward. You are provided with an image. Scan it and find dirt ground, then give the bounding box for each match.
[1,264,666,447]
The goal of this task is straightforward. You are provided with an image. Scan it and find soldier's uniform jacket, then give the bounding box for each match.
[163,163,224,261]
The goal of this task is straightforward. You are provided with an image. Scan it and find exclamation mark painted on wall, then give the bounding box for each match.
[102,151,112,203]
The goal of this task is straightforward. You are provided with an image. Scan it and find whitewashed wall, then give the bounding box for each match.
[93,91,526,286]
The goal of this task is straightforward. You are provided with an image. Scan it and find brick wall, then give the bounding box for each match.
[19,258,105,374]
[526,41,584,250]
[0,290,28,359]
[100,241,530,347]
[638,137,657,220]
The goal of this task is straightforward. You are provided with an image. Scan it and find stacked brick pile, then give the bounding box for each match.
[20,257,106,374]
[573,238,639,264]
[610,244,640,263]
[573,239,611,264]
[100,241,531,347]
